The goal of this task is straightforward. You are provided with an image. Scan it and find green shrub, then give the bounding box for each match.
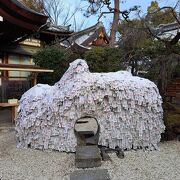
[84,46,125,72]
[33,47,72,85]
[33,46,125,85]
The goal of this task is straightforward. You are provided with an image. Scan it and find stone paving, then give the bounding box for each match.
[70,169,110,180]
[75,145,101,168]
[71,145,110,180]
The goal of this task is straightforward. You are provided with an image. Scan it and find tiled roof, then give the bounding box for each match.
[61,22,109,51]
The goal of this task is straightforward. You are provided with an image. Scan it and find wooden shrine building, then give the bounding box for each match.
[0,0,72,102]
[61,22,109,54]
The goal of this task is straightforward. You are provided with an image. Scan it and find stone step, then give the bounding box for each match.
[75,145,101,168]
[70,169,110,180]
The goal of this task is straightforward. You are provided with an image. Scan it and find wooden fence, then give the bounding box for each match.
[166,78,180,101]
[0,77,33,102]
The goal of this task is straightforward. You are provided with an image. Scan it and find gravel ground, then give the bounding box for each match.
[0,129,179,180]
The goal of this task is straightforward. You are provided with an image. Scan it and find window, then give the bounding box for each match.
[8,54,33,80]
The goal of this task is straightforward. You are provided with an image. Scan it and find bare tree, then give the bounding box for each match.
[20,0,45,13]
[20,0,87,31]
[44,0,64,25]
[83,0,139,46]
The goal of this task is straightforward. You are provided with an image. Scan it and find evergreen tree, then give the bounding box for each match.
[147,0,176,26]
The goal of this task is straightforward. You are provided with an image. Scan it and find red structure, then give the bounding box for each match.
[166,78,180,101]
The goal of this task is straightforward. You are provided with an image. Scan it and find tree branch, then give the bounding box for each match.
[97,11,114,21]
[169,32,180,45]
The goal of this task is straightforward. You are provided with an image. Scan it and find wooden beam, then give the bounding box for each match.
[0,63,54,72]
[0,8,39,30]
[0,67,53,72]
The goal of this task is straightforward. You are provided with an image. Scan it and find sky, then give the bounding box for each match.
[62,0,179,31]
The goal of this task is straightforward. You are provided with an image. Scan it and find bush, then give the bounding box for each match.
[84,46,125,72]
[33,47,72,85]
[34,46,125,85]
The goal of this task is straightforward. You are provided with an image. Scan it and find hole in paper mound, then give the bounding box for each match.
[74,117,99,145]
[76,120,89,124]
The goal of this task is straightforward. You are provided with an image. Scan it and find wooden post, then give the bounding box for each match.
[12,105,18,123]
[32,73,37,86]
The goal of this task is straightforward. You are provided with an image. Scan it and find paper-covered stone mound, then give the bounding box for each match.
[16,59,165,152]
